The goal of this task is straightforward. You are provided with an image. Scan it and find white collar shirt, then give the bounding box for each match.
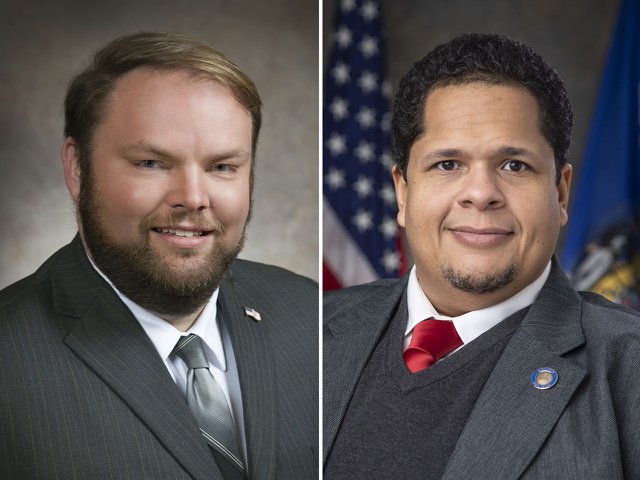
[404,262,551,354]
[86,253,247,465]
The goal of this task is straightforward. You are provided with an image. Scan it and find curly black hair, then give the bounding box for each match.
[392,33,573,182]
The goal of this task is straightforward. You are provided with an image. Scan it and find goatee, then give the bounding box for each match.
[439,262,520,294]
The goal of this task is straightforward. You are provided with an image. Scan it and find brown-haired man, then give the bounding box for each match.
[0,32,317,480]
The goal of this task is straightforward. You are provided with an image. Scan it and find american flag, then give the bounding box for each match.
[243,306,262,322]
[323,0,407,290]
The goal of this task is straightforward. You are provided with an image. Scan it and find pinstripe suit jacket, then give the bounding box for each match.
[324,260,640,479]
[0,236,318,479]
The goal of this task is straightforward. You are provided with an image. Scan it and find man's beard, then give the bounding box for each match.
[78,173,245,319]
[439,262,520,294]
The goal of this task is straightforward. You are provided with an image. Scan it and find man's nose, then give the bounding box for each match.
[167,167,210,211]
[456,166,505,210]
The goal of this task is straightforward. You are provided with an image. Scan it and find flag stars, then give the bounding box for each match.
[358,71,378,93]
[360,0,379,21]
[356,107,376,128]
[352,210,374,232]
[359,35,379,58]
[341,0,356,12]
[381,250,401,272]
[325,167,347,190]
[353,176,374,198]
[334,25,352,48]
[379,150,393,168]
[380,111,391,132]
[355,141,375,163]
[379,217,398,239]
[326,133,347,157]
[329,97,349,121]
[379,183,396,205]
[332,62,350,85]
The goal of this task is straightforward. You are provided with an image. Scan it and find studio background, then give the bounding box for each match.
[323,0,621,259]
[0,0,319,289]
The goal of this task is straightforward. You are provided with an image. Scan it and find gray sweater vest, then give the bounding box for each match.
[325,294,528,480]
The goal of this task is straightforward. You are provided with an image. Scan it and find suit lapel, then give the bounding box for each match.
[323,279,407,463]
[218,270,278,480]
[56,237,222,480]
[442,261,587,479]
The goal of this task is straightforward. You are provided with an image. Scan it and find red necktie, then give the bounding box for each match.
[403,319,463,373]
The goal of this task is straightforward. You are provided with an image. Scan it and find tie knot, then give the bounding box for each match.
[404,318,463,373]
[173,334,210,369]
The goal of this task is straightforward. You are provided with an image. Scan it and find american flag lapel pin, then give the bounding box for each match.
[244,306,262,322]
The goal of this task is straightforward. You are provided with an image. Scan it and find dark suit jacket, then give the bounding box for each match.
[0,236,318,479]
[324,260,640,479]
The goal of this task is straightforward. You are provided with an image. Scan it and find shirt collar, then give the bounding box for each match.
[84,248,226,370]
[405,261,551,345]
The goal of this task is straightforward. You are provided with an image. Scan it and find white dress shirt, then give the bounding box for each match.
[404,262,551,356]
[86,254,247,466]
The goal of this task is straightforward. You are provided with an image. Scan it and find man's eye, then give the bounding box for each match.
[137,160,161,169]
[213,164,237,173]
[435,160,460,171]
[502,160,528,172]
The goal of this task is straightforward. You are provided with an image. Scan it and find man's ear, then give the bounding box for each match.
[558,163,573,226]
[61,138,81,203]
[392,165,407,228]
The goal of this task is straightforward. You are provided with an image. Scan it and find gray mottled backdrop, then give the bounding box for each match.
[0,0,319,289]
[324,0,621,257]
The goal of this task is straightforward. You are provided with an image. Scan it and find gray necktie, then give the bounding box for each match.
[173,334,246,478]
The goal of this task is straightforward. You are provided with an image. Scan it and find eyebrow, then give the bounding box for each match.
[422,148,464,161]
[117,142,251,161]
[118,142,173,159]
[495,146,537,159]
[422,146,538,161]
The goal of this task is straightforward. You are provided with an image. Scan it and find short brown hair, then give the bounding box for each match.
[64,32,262,173]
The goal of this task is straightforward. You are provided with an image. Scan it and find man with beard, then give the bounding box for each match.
[0,32,317,480]
[323,34,640,479]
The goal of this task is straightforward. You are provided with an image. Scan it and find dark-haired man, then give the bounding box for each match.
[324,33,640,479]
[0,33,317,480]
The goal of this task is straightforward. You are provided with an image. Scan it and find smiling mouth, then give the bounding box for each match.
[451,227,512,235]
[152,228,211,237]
[448,227,514,247]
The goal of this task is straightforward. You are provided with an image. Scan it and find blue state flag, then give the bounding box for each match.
[562,0,640,309]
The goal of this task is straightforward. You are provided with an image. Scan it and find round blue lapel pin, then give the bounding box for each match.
[531,367,558,390]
